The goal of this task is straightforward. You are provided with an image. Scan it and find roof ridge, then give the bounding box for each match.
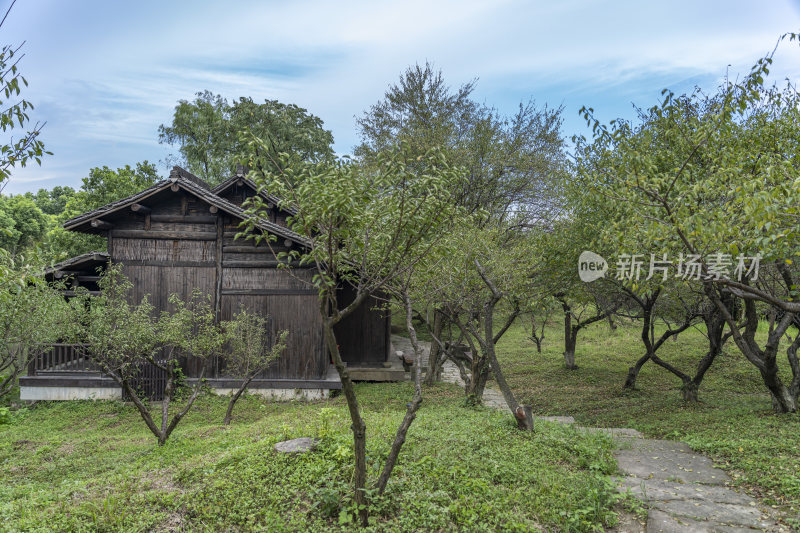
[169,166,209,189]
[62,175,309,247]
[211,173,298,216]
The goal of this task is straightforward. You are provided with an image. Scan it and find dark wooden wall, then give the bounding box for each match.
[219,180,390,365]
[107,189,329,380]
[334,285,390,365]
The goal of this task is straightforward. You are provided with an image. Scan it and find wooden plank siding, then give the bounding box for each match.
[103,188,332,380]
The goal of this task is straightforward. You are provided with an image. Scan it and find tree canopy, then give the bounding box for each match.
[0,194,49,253]
[159,91,334,184]
[355,62,567,225]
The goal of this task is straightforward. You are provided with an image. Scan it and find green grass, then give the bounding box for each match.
[0,383,621,532]
[493,317,800,525]
[6,315,797,530]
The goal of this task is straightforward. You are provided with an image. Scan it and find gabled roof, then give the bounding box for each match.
[62,166,308,246]
[212,172,298,216]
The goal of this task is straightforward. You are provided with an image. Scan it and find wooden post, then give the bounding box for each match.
[214,215,223,324]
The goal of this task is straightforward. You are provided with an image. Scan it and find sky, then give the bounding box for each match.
[2,0,800,194]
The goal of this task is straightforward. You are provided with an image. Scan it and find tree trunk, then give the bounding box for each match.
[119,378,162,441]
[375,293,424,494]
[466,355,490,405]
[761,364,798,413]
[322,319,368,526]
[787,332,800,401]
[530,314,544,353]
[622,291,658,390]
[485,338,533,431]
[681,380,699,402]
[708,290,798,413]
[471,261,532,430]
[423,310,444,386]
[160,371,174,445]
[561,300,575,369]
[681,302,729,402]
[223,374,255,425]
[564,328,578,370]
[623,353,650,390]
[557,297,613,370]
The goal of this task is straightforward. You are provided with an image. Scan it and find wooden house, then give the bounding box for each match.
[20,167,401,402]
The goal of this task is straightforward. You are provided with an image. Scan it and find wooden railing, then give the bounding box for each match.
[27,343,100,375]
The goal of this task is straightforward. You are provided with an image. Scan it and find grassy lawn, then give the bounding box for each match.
[0,383,622,532]
[493,317,800,526]
[5,317,798,531]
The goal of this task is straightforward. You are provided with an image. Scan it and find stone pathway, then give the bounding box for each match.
[391,335,788,532]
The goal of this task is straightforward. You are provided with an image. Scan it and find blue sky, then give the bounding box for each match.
[3,0,800,194]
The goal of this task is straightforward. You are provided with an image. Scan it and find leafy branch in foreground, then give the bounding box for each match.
[0,1,49,191]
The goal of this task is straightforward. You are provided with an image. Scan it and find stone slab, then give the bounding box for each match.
[652,499,776,530]
[646,508,765,533]
[617,477,752,506]
[536,415,576,424]
[576,427,645,439]
[274,437,318,454]
[617,438,695,454]
[615,446,729,485]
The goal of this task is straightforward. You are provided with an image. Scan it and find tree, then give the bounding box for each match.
[355,62,567,225]
[357,63,568,392]
[158,91,334,184]
[555,289,619,370]
[0,1,49,192]
[613,283,703,393]
[525,194,622,370]
[73,267,223,445]
[24,186,75,215]
[241,141,464,526]
[576,34,800,412]
[414,223,534,430]
[0,252,71,399]
[67,162,160,211]
[220,309,287,425]
[526,297,557,353]
[0,194,49,253]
